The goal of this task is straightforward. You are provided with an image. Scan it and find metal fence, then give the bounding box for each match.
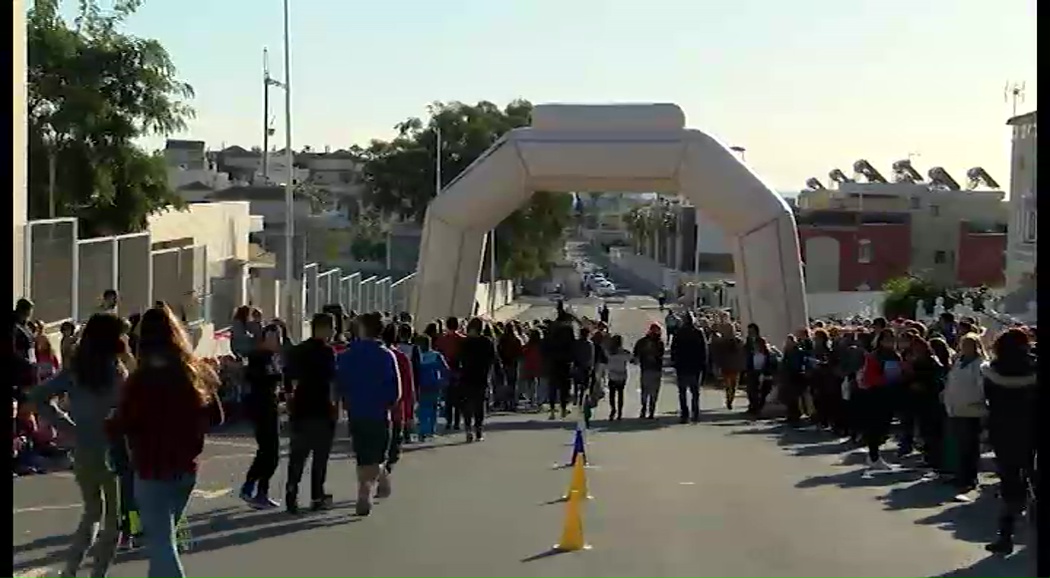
[24,218,77,325]
[23,218,419,330]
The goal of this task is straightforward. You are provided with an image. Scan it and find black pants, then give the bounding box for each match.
[461,387,486,433]
[548,365,572,413]
[990,426,1036,538]
[285,417,335,502]
[245,410,280,496]
[743,372,772,415]
[948,416,982,489]
[915,393,946,470]
[500,361,519,409]
[444,377,461,429]
[676,372,701,420]
[896,389,918,453]
[607,379,626,417]
[782,376,806,424]
[858,387,894,462]
[574,367,594,406]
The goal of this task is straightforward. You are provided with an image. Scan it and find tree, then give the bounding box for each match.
[357,100,572,280]
[27,0,194,237]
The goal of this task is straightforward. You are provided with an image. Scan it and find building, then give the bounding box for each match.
[1005,111,1037,294]
[798,211,912,292]
[798,167,1008,286]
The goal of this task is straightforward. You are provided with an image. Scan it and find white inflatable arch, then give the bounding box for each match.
[412,104,809,341]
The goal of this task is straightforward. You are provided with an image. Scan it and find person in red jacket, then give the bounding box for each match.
[381,323,415,487]
[106,304,223,578]
[858,328,904,472]
[434,317,466,431]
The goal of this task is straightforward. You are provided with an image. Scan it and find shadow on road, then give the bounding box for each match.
[932,551,1033,577]
[13,502,362,573]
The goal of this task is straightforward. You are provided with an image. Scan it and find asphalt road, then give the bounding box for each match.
[13,295,1034,577]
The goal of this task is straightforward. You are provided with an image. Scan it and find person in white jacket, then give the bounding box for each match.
[942,333,988,498]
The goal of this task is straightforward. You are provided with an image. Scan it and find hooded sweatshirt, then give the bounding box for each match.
[981,353,1037,455]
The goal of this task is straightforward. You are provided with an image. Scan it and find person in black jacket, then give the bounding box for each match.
[543,313,577,419]
[240,324,286,510]
[671,313,707,423]
[981,328,1037,555]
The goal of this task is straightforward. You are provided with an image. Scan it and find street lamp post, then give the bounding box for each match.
[281,0,296,335]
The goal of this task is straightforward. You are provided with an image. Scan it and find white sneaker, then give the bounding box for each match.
[868,458,892,471]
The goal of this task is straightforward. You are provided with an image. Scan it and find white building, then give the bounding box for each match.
[1005,111,1037,294]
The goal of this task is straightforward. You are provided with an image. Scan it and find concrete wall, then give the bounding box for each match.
[1006,114,1038,292]
[12,0,26,304]
[472,280,515,318]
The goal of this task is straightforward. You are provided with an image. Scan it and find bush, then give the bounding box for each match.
[881,276,990,320]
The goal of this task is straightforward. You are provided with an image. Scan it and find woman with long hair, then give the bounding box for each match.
[858,328,904,471]
[981,328,1038,555]
[907,337,947,474]
[106,305,223,578]
[30,313,129,577]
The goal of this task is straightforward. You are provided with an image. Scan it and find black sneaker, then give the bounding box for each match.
[286,495,300,515]
[311,494,333,511]
[984,536,1014,556]
[679,415,689,424]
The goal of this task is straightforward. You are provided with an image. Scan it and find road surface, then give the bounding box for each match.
[13,295,1033,577]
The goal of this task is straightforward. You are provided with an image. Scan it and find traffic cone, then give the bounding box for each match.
[567,428,586,467]
[562,453,592,500]
[554,488,591,552]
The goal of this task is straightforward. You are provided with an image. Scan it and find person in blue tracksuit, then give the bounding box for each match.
[414,334,449,440]
[335,312,401,516]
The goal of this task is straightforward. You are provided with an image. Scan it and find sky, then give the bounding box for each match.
[99,0,1036,192]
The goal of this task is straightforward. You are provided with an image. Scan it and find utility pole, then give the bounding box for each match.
[281,0,296,335]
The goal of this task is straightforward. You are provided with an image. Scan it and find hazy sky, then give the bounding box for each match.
[112,0,1035,191]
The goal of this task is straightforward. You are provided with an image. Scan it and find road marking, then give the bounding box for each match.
[14,565,56,578]
[206,439,258,449]
[678,481,696,486]
[16,486,235,515]
[192,487,233,500]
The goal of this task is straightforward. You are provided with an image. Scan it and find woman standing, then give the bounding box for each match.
[520,328,545,409]
[982,328,1038,555]
[496,324,524,411]
[744,337,778,417]
[30,313,128,578]
[859,328,905,471]
[942,334,986,498]
[240,324,285,509]
[907,338,947,474]
[106,305,223,578]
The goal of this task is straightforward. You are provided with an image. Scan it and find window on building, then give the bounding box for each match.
[1024,210,1038,243]
[934,250,947,264]
[857,239,873,263]
[930,204,940,217]
[910,196,921,210]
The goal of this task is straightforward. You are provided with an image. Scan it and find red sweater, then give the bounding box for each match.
[107,376,222,480]
[390,348,415,423]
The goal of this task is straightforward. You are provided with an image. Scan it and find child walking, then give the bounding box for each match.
[415,335,449,441]
[606,335,630,421]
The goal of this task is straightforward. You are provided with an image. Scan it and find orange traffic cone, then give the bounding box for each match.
[561,453,592,501]
[554,487,591,552]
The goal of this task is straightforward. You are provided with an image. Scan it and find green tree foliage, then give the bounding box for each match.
[357,100,572,280]
[27,0,193,237]
[880,276,989,319]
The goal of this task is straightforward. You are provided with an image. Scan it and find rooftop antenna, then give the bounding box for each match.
[1004,81,1027,117]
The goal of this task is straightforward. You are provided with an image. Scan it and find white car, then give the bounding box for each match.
[595,282,617,296]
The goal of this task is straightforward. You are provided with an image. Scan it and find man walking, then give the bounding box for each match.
[284,313,338,514]
[671,313,707,423]
[336,313,402,516]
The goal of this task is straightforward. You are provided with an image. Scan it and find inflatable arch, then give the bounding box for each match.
[412,104,809,341]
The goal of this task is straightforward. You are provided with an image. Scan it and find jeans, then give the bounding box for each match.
[245,410,280,496]
[676,372,701,420]
[607,379,626,418]
[65,454,120,578]
[548,365,572,413]
[285,417,335,502]
[461,387,486,433]
[135,473,196,578]
[639,370,662,417]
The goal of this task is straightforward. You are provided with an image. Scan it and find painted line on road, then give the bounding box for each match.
[14,565,55,578]
[15,486,236,515]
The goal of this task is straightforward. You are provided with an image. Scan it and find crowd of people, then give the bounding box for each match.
[9,289,1038,576]
[661,306,1038,558]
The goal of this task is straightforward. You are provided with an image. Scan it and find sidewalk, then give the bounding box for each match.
[489,302,532,322]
